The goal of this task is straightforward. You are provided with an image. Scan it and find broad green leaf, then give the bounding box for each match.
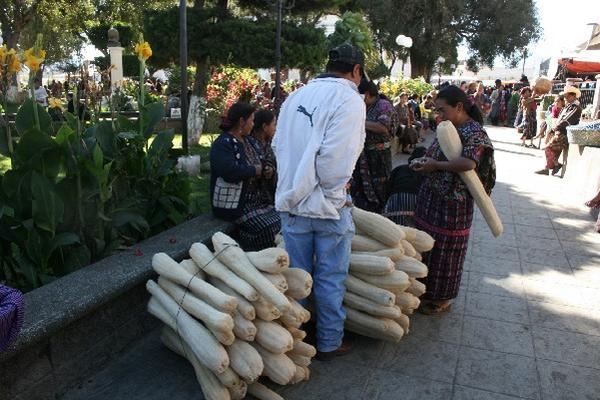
[148,129,174,158]
[15,128,55,164]
[0,125,13,156]
[117,114,136,131]
[31,172,64,234]
[45,232,80,254]
[16,99,54,136]
[55,124,75,145]
[90,121,116,158]
[62,244,91,274]
[142,101,165,138]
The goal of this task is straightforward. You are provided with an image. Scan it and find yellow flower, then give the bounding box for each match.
[7,52,21,74]
[48,98,63,110]
[134,41,152,61]
[0,45,7,65]
[24,47,46,72]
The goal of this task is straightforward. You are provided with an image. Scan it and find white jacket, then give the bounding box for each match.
[272,76,366,219]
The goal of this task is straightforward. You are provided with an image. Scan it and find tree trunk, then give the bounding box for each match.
[187,55,210,146]
[410,57,432,83]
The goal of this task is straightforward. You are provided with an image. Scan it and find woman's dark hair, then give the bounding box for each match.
[436,85,483,125]
[253,109,275,132]
[219,102,255,131]
[362,81,379,97]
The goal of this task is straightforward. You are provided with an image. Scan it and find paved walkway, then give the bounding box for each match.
[64,126,600,400]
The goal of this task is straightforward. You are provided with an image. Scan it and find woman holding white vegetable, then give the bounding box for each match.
[411,86,496,314]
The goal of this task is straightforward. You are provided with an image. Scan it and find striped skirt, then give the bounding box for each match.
[414,190,473,300]
[236,205,281,251]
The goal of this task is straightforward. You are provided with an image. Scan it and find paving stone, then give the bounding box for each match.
[560,239,600,257]
[472,244,520,263]
[528,300,600,337]
[409,312,463,345]
[513,216,554,229]
[455,347,539,399]
[532,326,600,370]
[518,248,569,268]
[551,217,596,232]
[465,291,528,324]
[471,232,518,248]
[467,271,525,298]
[522,279,591,309]
[515,236,562,251]
[537,359,600,400]
[339,332,385,368]
[466,255,522,276]
[363,369,453,400]
[514,225,558,240]
[453,385,528,400]
[461,316,533,356]
[520,262,576,286]
[376,334,459,384]
[282,359,371,400]
[570,264,600,289]
[555,228,600,244]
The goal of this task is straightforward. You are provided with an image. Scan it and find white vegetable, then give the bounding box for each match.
[209,277,256,320]
[351,235,388,252]
[353,247,405,262]
[152,253,237,313]
[146,281,230,374]
[406,278,426,297]
[345,275,396,306]
[232,310,257,341]
[212,232,291,312]
[261,272,288,293]
[353,270,410,292]
[248,382,285,400]
[351,207,406,247]
[252,296,281,321]
[343,291,402,319]
[158,277,235,345]
[246,248,290,273]
[226,339,264,383]
[190,243,260,301]
[281,268,313,300]
[254,319,294,354]
[394,255,428,278]
[349,254,395,276]
[250,342,296,385]
[436,120,503,237]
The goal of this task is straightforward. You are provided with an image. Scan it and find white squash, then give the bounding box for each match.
[146,281,230,374]
[353,270,410,292]
[261,272,288,293]
[254,319,294,354]
[406,278,426,297]
[351,234,388,252]
[349,254,395,276]
[394,255,428,278]
[252,296,281,321]
[190,243,260,301]
[344,275,396,306]
[282,268,313,300]
[395,291,421,311]
[226,339,264,383]
[345,308,404,342]
[246,248,290,273]
[232,310,257,341]
[180,259,205,279]
[250,342,296,385]
[209,277,256,320]
[152,253,237,313]
[343,291,402,319]
[290,340,317,358]
[160,327,231,400]
[158,277,235,345]
[436,120,503,237]
[399,240,417,258]
[212,232,291,312]
[351,207,406,247]
[287,327,307,341]
[395,313,410,334]
[286,352,311,367]
[353,247,404,262]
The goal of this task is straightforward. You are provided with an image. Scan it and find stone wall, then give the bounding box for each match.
[0,214,233,400]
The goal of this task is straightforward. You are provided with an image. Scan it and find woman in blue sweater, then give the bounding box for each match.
[210,102,281,250]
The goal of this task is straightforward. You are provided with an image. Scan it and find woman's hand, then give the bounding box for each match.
[254,164,263,176]
[263,165,274,179]
[410,157,438,173]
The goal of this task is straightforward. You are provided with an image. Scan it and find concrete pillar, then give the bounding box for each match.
[108,46,124,92]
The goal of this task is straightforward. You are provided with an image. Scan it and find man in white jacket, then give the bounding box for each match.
[272,44,366,361]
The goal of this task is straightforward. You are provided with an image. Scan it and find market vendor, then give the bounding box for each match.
[535,86,582,176]
[272,44,366,361]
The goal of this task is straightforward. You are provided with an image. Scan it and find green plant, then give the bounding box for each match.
[378,77,434,100]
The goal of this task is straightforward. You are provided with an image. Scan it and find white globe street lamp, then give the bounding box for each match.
[437,56,446,85]
[395,35,413,77]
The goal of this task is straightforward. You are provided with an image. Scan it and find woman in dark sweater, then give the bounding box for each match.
[210,102,281,250]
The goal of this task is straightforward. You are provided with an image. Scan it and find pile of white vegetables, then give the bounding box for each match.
[147,232,315,400]
[145,208,434,399]
[344,207,434,342]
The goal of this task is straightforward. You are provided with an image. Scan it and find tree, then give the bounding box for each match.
[352,0,541,81]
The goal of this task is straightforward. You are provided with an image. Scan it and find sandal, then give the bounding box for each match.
[417,301,452,315]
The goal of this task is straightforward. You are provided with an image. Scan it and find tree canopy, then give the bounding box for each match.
[350,0,541,80]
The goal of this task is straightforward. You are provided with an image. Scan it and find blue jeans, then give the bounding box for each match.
[280,207,354,352]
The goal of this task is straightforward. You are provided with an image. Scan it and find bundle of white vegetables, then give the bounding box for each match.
[343,207,434,342]
[146,232,315,400]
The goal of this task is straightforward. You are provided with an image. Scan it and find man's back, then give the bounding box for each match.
[273,76,366,219]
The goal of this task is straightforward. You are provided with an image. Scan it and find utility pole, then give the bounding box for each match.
[179,0,188,154]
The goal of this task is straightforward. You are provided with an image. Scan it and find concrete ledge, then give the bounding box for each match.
[0,214,233,399]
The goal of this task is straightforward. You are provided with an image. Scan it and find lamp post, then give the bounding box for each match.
[179,0,188,154]
[437,56,445,86]
[271,0,294,112]
[395,35,413,77]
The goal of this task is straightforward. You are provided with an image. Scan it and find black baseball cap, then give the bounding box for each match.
[328,43,369,81]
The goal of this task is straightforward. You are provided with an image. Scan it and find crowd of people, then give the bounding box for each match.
[209,43,496,360]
